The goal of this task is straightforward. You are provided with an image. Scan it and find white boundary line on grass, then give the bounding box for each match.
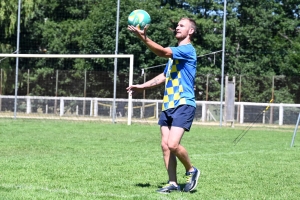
[0,183,141,199]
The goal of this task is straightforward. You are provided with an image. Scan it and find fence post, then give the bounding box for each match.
[94,98,98,117]
[239,103,244,124]
[26,96,31,114]
[279,103,283,125]
[60,98,64,116]
[202,102,206,122]
[90,99,93,117]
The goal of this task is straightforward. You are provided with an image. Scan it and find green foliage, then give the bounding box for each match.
[0,0,299,103]
[0,0,40,37]
[29,68,56,96]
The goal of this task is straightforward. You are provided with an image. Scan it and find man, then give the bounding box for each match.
[127,17,200,193]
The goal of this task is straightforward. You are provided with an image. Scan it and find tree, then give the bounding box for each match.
[1,0,300,103]
[0,0,42,95]
[0,0,42,51]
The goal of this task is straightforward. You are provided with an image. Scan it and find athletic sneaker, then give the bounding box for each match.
[183,167,200,192]
[156,183,181,193]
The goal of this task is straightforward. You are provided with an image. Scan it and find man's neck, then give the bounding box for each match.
[177,38,191,46]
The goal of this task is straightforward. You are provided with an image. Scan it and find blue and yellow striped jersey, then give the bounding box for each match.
[162,44,197,111]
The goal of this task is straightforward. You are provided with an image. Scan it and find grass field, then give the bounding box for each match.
[0,118,299,199]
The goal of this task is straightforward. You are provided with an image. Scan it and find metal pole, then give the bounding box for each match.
[54,70,58,114]
[206,74,209,101]
[219,0,227,126]
[14,0,22,119]
[0,69,2,111]
[112,0,120,123]
[0,69,2,95]
[237,75,242,123]
[83,69,86,115]
[270,76,274,124]
[291,113,300,147]
[27,69,30,95]
[142,70,146,118]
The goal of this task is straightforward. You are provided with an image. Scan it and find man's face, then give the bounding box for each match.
[175,19,193,40]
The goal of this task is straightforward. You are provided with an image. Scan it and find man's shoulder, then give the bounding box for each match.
[172,44,195,52]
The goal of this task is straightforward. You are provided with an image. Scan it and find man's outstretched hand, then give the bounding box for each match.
[127,25,148,40]
[126,85,145,96]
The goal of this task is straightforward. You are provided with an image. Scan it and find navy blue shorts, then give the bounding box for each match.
[158,105,196,131]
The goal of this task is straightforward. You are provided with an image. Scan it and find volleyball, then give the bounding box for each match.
[128,9,151,30]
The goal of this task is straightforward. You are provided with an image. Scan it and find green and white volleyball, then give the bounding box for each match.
[128,9,151,30]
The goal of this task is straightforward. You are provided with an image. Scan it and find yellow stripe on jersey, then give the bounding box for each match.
[174,93,180,100]
[163,59,186,111]
[167,87,174,94]
[172,79,179,86]
[163,95,169,102]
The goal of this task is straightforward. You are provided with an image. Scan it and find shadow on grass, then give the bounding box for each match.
[135,182,198,193]
[135,183,151,187]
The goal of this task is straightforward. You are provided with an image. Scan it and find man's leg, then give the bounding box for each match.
[160,126,178,184]
[167,126,200,192]
[167,126,193,172]
[156,126,181,193]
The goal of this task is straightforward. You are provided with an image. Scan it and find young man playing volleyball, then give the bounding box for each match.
[127,17,200,193]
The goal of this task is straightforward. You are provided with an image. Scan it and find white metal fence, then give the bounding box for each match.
[1,95,300,126]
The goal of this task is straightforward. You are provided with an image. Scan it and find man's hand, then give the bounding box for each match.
[127,25,148,40]
[126,85,145,96]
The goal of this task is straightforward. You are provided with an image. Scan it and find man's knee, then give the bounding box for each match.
[161,141,169,152]
[168,142,179,153]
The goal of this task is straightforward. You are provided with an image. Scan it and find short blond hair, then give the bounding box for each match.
[181,17,197,38]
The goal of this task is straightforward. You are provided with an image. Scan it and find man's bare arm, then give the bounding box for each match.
[127,25,173,58]
[141,72,166,89]
[126,73,166,94]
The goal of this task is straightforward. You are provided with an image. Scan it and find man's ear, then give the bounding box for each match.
[189,28,195,35]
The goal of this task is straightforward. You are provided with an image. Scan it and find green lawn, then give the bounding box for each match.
[0,118,299,199]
